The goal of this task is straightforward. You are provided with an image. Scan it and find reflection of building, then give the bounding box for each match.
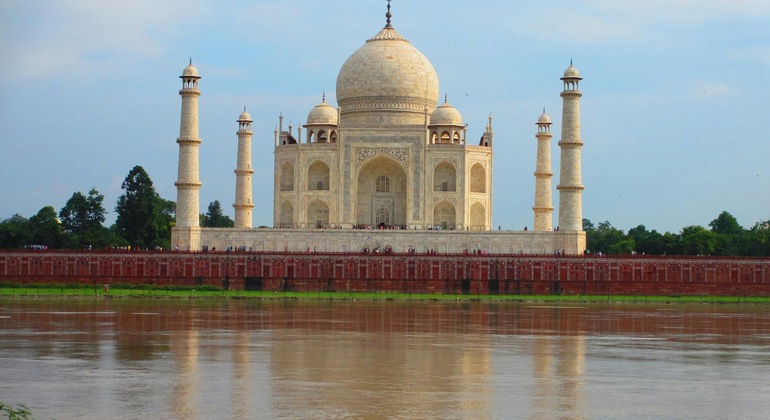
[170,3,586,254]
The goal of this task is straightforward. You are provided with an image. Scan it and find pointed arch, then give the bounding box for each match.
[440,131,451,143]
[470,163,486,193]
[356,155,407,227]
[280,162,295,191]
[433,200,456,230]
[307,199,329,228]
[433,161,456,192]
[470,202,486,230]
[280,201,294,228]
[307,160,330,191]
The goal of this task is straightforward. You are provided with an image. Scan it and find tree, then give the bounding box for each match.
[680,226,717,255]
[708,211,743,235]
[0,214,32,249]
[582,218,595,231]
[587,221,627,254]
[744,220,770,256]
[59,188,106,235]
[200,200,234,228]
[29,206,63,248]
[115,166,169,248]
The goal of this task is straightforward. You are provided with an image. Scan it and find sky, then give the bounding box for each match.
[1,0,768,233]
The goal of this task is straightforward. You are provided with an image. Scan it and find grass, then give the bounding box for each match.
[0,284,768,304]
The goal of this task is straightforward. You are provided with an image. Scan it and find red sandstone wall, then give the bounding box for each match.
[0,251,768,297]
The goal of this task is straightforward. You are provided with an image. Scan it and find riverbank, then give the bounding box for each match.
[1,285,768,304]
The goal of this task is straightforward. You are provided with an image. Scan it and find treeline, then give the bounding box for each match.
[585,211,770,256]
[0,165,233,250]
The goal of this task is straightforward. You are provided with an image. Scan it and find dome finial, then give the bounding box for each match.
[570,58,573,67]
[322,91,326,102]
[444,92,448,103]
[243,105,247,112]
[385,0,393,28]
[189,57,192,65]
[543,106,546,114]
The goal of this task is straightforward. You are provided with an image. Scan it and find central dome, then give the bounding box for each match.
[336,24,439,125]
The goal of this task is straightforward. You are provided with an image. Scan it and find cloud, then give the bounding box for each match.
[690,80,739,99]
[728,46,770,67]
[488,0,770,46]
[0,0,207,81]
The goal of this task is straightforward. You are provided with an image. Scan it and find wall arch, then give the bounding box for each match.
[470,163,486,193]
[470,202,486,230]
[356,155,407,227]
[433,201,456,229]
[307,160,330,191]
[280,201,294,228]
[433,161,456,192]
[307,200,329,228]
[280,162,295,191]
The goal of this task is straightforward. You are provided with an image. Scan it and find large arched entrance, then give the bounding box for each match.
[356,155,407,228]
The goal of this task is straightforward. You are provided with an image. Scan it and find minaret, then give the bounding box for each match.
[533,109,554,231]
[557,61,584,231]
[173,60,202,249]
[233,107,254,228]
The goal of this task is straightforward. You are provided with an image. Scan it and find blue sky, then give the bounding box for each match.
[1,0,768,233]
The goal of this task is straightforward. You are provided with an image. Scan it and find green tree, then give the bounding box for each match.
[29,206,63,248]
[627,225,671,255]
[59,188,106,235]
[200,200,234,228]
[744,220,770,256]
[707,211,744,256]
[582,218,595,231]
[115,166,169,249]
[680,226,717,255]
[587,221,626,254]
[708,211,743,235]
[0,214,32,249]
[661,232,682,255]
[152,198,176,250]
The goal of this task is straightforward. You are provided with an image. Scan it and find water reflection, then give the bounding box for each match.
[0,299,768,419]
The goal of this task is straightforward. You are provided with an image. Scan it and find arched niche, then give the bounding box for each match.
[433,161,456,192]
[280,201,294,228]
[280,162,295,191]
[470,202,486,230]
[433,201,456,230]
[307,161,330,191]
[470,163,486,193]
[307,199,329,228]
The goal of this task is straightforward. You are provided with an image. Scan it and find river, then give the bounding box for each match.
[1,298,768,419]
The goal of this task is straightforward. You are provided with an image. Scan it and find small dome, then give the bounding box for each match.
[562,65,581,80]
[182,62,200,78]
[537,112,551,124]
[430,98,463,126]
[306,98,338,125]
[238,108,252,122]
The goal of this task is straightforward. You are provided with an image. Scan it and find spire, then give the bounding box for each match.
[189,57,192,65]
[322,91,326,102]
[444,92,448,103]
[570,58,573,67]
[385,0,393,28]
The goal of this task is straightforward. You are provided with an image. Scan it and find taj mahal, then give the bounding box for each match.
[171,2,586,255]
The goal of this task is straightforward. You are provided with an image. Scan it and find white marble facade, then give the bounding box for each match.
[172,4,586,254]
